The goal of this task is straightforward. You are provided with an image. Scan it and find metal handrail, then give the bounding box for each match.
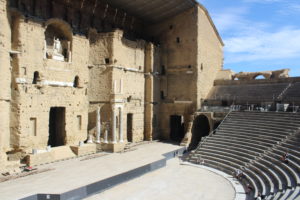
[197,110,233,149]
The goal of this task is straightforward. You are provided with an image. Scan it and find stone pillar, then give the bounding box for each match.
[111,106,117,143]
[95,106,101,143]
[144,43,154,141]
[119,107,124,143]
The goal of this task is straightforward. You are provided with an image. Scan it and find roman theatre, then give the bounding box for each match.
[0,0,299,199]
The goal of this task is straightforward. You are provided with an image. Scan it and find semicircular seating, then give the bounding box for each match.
[187,111,300,200]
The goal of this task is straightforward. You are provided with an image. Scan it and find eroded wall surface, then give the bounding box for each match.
[146,6,224,140]
[147,8,199,139]
[88,30,155,143]
[10,16,89,152]
[197,6,224,102]
[0,0,12,153]
[0,0,224,165]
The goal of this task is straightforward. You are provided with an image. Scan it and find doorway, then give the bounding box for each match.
[127,113,133,142]
[48,107,66,147]
[189,115,210,150]
[170,115,185,143]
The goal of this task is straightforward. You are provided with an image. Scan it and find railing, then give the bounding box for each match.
[200,104,300,113]
[196,110,233,150]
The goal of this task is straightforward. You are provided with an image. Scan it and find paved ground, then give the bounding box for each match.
[0,142,235,200]
[0,142,181,200]
[86,159,235,200]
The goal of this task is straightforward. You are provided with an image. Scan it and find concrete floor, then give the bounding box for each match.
[0,142,181,200]
[86,159,235,200]
[0,142,235,200]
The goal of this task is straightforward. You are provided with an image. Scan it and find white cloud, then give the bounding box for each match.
[211,7,249,33]
[210,4,300,64]
[224,27,300,63]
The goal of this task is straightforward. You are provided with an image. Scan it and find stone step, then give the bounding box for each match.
[255,158,292,189]
[216,129,286,140]
[252,162,283,192]
[263,154,300,187]
[220,123,296,134]
[219,126,292,136]
[213,134,278,146]
[196,146,252,162]
[202,140,263,154]
[225,117,300,128]
[207,136,271,151]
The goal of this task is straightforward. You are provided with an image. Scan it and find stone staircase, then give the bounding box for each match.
[186,111,300,200]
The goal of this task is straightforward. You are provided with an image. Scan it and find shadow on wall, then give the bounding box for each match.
[188,115,210,151]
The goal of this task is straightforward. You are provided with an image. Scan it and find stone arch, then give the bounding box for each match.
[188,115,210,151]
[254,74,265,80]
[44,19,72,62]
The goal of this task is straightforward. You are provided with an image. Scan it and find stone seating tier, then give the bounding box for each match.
[187,111,300,200]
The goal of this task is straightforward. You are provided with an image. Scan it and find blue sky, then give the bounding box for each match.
[199,0,300,77]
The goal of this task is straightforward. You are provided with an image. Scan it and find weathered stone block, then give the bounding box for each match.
[70,144,97,156]
[101,143,126,153]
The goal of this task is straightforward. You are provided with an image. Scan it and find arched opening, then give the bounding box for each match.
[73,76,80,88]
[44,19,72,62]
[254,75,265,80]
[188,115,210,151]
[32,71,40,84]
[169,115,185,143]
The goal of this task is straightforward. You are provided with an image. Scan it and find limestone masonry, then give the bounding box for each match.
[0,0,293,173]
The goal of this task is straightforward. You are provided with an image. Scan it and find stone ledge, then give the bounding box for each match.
[101,143,126,153]
[70,144,97,156]
[26,146,76,166]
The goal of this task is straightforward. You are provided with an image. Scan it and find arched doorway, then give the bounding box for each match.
[188,115,210,151]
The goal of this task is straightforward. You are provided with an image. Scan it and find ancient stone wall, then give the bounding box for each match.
[146,8,200,139]
[88,30,153,143]
[0,0,12,153]
[10,16,89,152]
[0,0,226,162]
[197,6,224,101]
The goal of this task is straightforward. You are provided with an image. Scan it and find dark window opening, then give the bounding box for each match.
[161,65,166,75]
[73,76,79,88]
[176,37,180,43]
[32,71,40,84]
[201,64,204,71]
[127,113,133,142]
[221,100,228,106]
[169,25,173,30]
[160,91,165,100]
[105,58,110,64]
[188,65,192,69]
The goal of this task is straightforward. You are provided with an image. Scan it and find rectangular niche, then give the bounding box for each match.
[77,115,82,130]
[30,118,37,136]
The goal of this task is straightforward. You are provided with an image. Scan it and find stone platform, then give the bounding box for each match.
[0,142,185,200]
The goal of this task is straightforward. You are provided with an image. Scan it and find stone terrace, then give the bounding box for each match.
[187,111,300,200]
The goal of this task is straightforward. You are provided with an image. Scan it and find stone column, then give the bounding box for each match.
[95,106,101,143]
[111,106,117,143]
[119,107,124,142]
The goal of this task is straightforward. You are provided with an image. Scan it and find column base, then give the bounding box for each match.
[87,140,94,144]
